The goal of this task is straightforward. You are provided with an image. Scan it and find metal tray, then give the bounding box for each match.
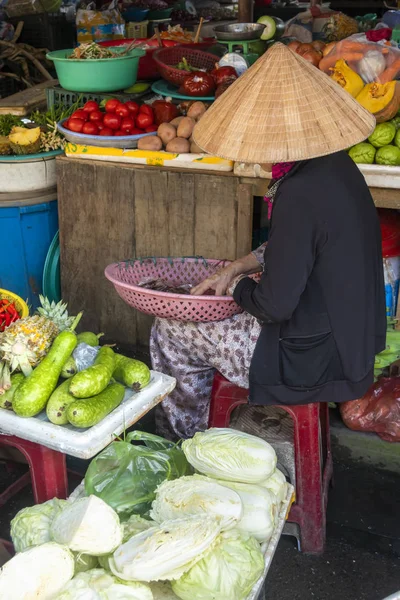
[213,22,264,40]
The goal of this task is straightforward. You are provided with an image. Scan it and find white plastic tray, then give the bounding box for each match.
[358,164,400,190]
[0,371,175,459]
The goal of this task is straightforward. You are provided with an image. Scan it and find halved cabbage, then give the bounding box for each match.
[150,476,242,530]
[0,542,74,600]
[182,428,277,483]
[172,530,264,600]
[51,495,123,556]
[110,516,221,582]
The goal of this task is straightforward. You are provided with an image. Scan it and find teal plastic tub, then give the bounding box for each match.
[47,46,145,93]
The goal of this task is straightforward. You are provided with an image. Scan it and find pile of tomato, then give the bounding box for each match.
[63,99,157,137]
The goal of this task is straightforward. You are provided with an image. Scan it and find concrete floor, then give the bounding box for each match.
[0,414,399,600]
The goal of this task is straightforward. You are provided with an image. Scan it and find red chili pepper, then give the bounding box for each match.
[0,303,10,314]
[6,303,18,317]
[4,312,11,327]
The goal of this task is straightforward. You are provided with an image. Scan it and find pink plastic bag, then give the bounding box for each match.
[340,377,400,442]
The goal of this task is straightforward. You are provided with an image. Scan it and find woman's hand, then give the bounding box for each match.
[191,263,240,297]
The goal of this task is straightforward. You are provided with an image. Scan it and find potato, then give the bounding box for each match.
[177,117,196,140]
[170,116,184,127]
[158,123,176,146]
[190,141,203,154]
[166,137,190,153]
[187,101,207,121]
[137,135,163,151]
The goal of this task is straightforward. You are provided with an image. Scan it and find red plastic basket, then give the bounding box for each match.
[105,257,249,323]
[153,47,218,86]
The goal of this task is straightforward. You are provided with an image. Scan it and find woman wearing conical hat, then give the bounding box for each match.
[150,43,386,440]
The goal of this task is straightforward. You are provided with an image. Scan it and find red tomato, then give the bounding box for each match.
[125,101,140,116]
[71,109,89,121]
[99,127,114,136]
[120,117,135,133]
[139,104,154,118]
[68,118,85,133]
[82,121,99,135]
[145,125,158,133]
[83,100,99,113]
[131,128,145,135]
[63,119,70,130]
[97,123,105,131]
[89,110,104,124]
[105,99,120,113]
[114,130,126,136]
[136,112,154,129]
[115,103,130,118]
[103,113,121,130]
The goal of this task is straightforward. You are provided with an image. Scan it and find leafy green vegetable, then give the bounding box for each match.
[29,98,82,131]
[57,568,153,599]
[182,428,277,484]
[172,529,264,600]
[259,468,287,504]
[150,475,242,530]
[109,516,221,582]
[84,431,193,518]
[10,498,68,552]
[0,114,23,136]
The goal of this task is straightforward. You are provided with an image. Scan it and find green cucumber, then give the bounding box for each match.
[61,356,78,379]
[46,379,75,425]
[113,354,151,391]
[67,382,125,428]
[13,328,79,418]
[76,332,104,347]
[69,347,115,399]
[0,373,25,410]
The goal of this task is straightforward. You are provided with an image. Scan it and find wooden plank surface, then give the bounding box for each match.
[0,79,58,115]
[57,157,253,347]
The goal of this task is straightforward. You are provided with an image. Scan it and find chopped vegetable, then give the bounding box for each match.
[69,42,116,60]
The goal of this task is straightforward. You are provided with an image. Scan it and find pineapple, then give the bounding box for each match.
[0,136,11,156]
[0,296,76,391]
[8,126,41,155]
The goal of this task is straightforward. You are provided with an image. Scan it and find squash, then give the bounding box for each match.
[356,81,400,123]
[330,59,365,98]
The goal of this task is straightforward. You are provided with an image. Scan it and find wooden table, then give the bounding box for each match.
[56,156,400,347]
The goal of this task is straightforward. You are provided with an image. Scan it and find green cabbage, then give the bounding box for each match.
[193,475,276,543]
[182,428,277,484]
[122,515,153,543]
[74,553,99,574]
[172,530,264,600]
[376,145,400,166]
[348,142,376,164]
[368,122,396,148]
[150,476,243,530]
[51,496,123,556]
[109,516,221,582]
[56,568,153,599]
[10,498,68,552]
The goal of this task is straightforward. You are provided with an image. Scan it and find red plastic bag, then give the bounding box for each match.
[340,377,400,442]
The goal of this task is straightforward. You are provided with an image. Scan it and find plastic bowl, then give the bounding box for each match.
[122,7,149,21]
[57,119,156,149]
[46,47,145,93]
[0,289,29,319]
[147,7,173,19]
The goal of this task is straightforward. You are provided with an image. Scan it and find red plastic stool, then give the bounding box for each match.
[0,435,68,507]
[208,372,333,554]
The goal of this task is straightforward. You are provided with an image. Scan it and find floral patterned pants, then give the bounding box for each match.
[150,313,262,440]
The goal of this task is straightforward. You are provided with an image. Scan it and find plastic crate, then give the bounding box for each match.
[9,13,76,51]
[127,20,148,39]
[46,86,147,109]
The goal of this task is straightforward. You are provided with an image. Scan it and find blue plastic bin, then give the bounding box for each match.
[0,191,58,311]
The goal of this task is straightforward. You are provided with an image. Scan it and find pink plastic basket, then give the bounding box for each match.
[105,257,247,322]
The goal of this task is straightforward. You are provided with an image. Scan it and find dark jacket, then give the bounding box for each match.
[233,151,386,406]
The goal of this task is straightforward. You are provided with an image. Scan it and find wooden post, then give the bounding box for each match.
[238,0,253,23]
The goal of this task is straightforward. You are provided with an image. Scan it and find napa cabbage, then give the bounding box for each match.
[260,469,287,505]
[182,428,277,483]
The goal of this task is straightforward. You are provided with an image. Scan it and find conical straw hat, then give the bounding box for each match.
[193,42,376,163]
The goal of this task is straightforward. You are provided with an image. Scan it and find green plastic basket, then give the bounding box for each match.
[46,47,145,93]
[45,86,147,109]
